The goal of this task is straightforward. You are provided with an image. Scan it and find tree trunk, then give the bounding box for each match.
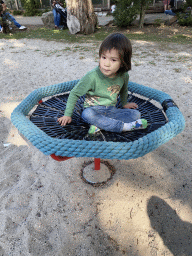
[15,0,19,10]
[139,3,146,28]
[39,0,42,9]
[67,0,98,34]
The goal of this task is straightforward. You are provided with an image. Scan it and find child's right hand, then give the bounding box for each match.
[58,116,72,126]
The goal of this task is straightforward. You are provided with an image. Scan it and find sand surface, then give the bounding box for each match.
[0,38,192,255]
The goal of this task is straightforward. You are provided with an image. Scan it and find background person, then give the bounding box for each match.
[165,0,177,15]
[52,0,67,29]
[0,0,26,32]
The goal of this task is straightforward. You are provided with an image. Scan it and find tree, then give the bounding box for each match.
[20,0,39,16]
[185,0,192,11]
[176,0,192,26]
[113,0,138,27]
[113,0,152,28]
[67,0,97,34]
[136,0,152,28]
[14,0,19,10]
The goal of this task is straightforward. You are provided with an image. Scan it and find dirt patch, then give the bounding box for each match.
[10,24,44,33]
[128,23,192,38]
[104,23,192,42]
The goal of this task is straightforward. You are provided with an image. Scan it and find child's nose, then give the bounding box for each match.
[104,59,110,66]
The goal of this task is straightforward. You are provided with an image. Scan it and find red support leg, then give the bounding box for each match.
[50,154,72,161]
[94,158,100,170]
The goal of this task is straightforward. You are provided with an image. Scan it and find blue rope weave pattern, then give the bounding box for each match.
[11,81,185,160]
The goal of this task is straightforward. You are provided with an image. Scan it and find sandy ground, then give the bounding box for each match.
[0,38,192,256]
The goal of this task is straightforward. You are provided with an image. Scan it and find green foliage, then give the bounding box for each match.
[154,18,162,26]
[186,0,192,7]
[23,9,46,16]
[12,10,24,15]
[139,0,153,8]
[176,0,192,27]
[20,0,64,16]
[21,0,40,16]
[113,0,153,27]
[113,0,138,27]
[177,12,192,26]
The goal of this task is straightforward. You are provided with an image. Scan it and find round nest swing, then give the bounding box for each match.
[11,80,185,160]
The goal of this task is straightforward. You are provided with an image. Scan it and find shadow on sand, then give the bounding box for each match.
[147,196,192,256]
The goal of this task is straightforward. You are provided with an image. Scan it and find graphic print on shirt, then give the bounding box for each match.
[84,84,121,107]
[85,94,100,106]
[107,85,121,96]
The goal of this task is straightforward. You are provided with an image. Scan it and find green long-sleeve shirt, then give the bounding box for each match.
[64,66,129,117]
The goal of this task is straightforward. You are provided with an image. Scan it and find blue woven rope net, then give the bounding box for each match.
[11,80,185,160]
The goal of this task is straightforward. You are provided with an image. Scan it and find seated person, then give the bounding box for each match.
[52,0,67,29]
[165,0,176,15]
[0,0,26,32]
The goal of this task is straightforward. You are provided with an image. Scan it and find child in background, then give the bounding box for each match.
[58,33,147,134]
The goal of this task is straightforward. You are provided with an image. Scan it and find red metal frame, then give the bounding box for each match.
[50,154,101,170]
[50,154,72,161]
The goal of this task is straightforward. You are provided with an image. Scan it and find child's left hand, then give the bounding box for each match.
[123,102,138,109]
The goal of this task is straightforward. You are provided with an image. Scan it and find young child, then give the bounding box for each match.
[58,33,147,134]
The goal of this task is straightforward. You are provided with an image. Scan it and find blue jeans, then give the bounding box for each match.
[3,12,21,28]
[81,106,141,133]
[53,8,61,27]
[165,10,176,16]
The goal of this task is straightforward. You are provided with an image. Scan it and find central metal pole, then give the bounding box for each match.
[94,158,100,170]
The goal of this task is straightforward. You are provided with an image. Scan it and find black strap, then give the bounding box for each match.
[162,99,178,112]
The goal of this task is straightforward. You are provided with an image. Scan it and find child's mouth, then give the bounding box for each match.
[103,69,110,73]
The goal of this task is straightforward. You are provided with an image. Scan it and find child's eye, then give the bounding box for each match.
[112,59,116,62]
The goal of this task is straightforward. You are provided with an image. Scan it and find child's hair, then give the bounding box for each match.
[99,32,132,74]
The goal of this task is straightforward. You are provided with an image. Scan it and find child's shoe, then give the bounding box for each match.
[19,26,27,30]
[123,119,148,132]
[88,125,100,134]
[131,119,148,130]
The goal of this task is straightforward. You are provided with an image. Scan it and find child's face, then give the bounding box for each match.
[99,48,121,78]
